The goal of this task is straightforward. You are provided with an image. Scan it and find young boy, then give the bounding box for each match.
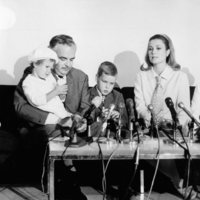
[88,61,128,138]
[22,47,73,124]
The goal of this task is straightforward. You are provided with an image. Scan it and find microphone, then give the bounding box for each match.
[165,97,179,124]
[126,98,135,123]
[148,104,153,112]
[148,104,154,122]
[165,98,181,143]
[64,116,88,147]
[106,104,115,120]
[118,102,125,126]
[178,102,200,127]
[117,102,125,142]
[84,96,102,119]
[101,104,115,134]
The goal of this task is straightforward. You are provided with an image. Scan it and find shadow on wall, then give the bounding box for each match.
[13,56,29,84]
[181,67,195,86]
[0,56,28,85]
[0,69,15,85]
[114,51,141,88]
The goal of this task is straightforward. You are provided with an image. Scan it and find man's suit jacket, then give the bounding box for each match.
[14,66,90,126]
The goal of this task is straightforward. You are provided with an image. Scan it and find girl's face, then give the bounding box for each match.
[148,39,170,66]
[34,59,54,79]
[97,73,117,96]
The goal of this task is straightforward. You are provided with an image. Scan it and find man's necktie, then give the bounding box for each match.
[151,76,164,124]
[57,76,67,102]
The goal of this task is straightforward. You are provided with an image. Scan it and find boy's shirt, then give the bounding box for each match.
[88,86,128,137]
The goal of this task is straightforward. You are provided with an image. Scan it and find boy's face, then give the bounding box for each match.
[34,59,54,79]
[97,73,117,96]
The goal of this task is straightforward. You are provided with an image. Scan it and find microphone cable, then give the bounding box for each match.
[95,127,107,199]
[122,122,141,200]
[147,124,161,200]
[161,126,191,200]
[94,104,116,199]
[177,126,191,200]
[95,119,119,199]
[102,142,120,200]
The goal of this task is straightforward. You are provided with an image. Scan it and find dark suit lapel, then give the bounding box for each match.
[51,70,58,81]
[66,71,73,94]
[90,86,100,100]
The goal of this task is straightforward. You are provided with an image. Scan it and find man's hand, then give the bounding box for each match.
[59,116,73,127]
[73,114,87,133]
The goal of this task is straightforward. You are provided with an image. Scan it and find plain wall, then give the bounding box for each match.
[0,0,200,87]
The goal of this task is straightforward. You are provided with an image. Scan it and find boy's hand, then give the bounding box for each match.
[101,107,119,120]
[102,107,109,119]
[110,110,120,120]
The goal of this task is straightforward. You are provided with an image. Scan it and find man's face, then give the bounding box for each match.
[52,44,76,76]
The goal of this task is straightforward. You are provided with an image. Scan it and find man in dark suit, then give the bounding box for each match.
[14,34,90,200]
[14,34,90,129]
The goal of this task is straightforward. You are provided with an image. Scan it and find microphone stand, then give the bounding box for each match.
[149,112,156,138]
[65,119,87,148]
[129,121,133,142]
[106,120,111,141]
[172,118,177,144]
[86,117,94,144]
[188,119,194,142]
[117,115,122,143]
[171,112,179,144]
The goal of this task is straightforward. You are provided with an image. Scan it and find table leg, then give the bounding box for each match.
[49,158,55,200]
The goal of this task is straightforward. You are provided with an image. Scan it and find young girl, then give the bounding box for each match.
[22,47,72,124]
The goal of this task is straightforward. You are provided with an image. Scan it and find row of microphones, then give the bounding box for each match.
[148,97,200,127]
[148,97,200,142]
[165,97,200,127]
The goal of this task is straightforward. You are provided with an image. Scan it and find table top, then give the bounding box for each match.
[49,136,200,160]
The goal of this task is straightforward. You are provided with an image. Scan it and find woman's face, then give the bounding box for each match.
[148,39,170,66]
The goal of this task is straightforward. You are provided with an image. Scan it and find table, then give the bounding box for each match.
[48,137,200,200]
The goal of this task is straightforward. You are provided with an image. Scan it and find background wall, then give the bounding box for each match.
[0,0,200,87]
